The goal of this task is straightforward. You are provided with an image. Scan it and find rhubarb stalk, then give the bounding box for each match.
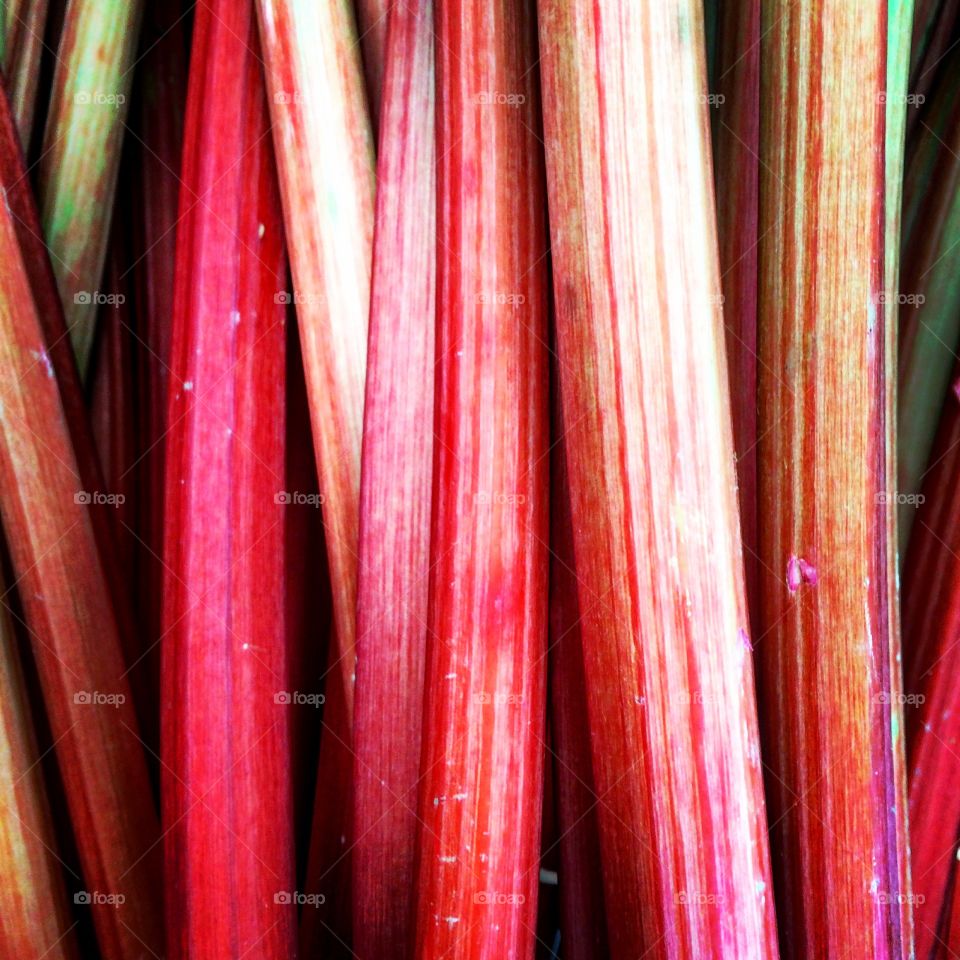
[351,0,434,954]
[0,68,161,960]
[161,1,295,957]
[756,3,912,956]
[412,0,548,955]
[256,0,375,718]
[0,572,79,960]
[538,0,778,956]
[38,0,142,374]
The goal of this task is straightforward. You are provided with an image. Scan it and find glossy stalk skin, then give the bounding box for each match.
[756,3,912,957]
[711,0,761,630]
[256,0,376,719]
[903,387,960,960]
[160,1,295,957]
[0,72,161,960]
[538,2,777,957]
[38,0,142,375]
[351,0,434,954]
[1,0,50,143]
[0,580,79,960]
[411,0,548,956]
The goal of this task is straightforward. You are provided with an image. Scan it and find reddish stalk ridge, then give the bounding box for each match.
[538,1,777,957]
[756,4,912,957]
[0,581,79,960]
[160,2,294,957]
[0,79,161,960]
[256,0,376,719]
[412,0,548,955]
[351,0,434,954]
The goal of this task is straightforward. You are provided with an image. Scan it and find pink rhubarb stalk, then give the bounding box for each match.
[161,1,295,956]
[412,0,549,955]
[351,0,435,954]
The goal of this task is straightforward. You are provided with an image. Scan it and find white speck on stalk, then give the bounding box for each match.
[30,349,54,378]
[183,380,194,391]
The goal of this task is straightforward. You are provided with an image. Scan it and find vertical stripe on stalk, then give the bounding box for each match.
[256,0,375,720]
[412,0,549,956]
[756,4,912,957]
[0,577,79,960]
[352,0,435,954]
[161,3,294,957]
[538,1,777,956]
[38,0,142,375]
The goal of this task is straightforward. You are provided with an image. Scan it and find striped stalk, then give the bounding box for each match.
[0,573,79,960]
[538,1,777,956]
[160,1,295,956]
[38,0,142,375]
[256,0,376,719]
[412,0,549,955]
[756,3,913,956]
[351,0,434,954]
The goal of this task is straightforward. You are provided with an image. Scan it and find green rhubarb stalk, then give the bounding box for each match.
[38,0,142,376]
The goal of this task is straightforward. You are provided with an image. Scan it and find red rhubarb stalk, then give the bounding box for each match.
[256,0,376,719]
[756,3,912,956]
[0,74,161,960]
[161,1,295,956]
[351,0,434,954]
[538,1,778,956]
[412,1,548,956]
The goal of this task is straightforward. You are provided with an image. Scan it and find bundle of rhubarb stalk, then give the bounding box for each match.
[5,0,960,958]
